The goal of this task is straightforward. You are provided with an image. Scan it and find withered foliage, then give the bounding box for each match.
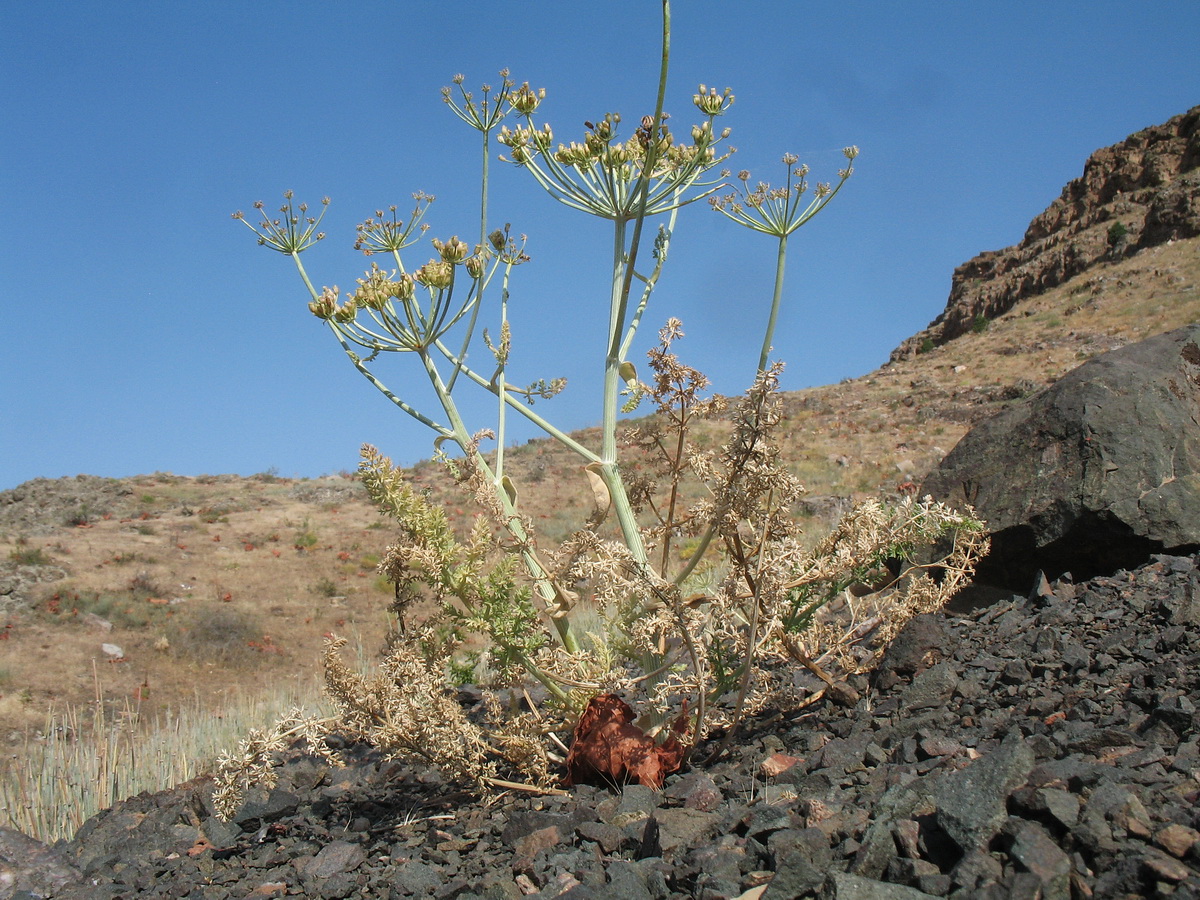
[214,326,986,817]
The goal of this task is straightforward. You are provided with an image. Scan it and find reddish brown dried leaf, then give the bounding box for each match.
[565,693,691,789]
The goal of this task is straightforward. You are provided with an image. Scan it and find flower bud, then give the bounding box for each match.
[433,235,470,263]
[333,302,358,324]
[510,82,545,115]
[309,286,338,319]
[464,254,485,279]
[393,273,415,301]
[415,260,454,289]
[693,85,734,116]
[843,145,860,160]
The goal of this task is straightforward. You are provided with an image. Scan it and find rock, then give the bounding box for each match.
[892,106,1200,359]
[899,663,959,711]
[819,871,940,899]
[923,323,1200,589]
[935,732,1035,853]
[1155,823,1200,858]
[0,826,82,899]
[1003,818,1072,900]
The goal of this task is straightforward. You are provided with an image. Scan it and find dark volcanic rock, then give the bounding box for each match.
[922,323,1200,589]
[0,826,82,899]
[6,552,1200,900]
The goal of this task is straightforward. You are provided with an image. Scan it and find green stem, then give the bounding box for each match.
[757,233,789,374]
[599,219,647,561]
[420,349,579,655]
[431,339,601,463]
[595,0,672,564]
[446,117,494,394]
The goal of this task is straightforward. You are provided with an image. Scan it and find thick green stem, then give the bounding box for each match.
[599,219,648,561]
[757,233,789,373]
[594,0,672,564]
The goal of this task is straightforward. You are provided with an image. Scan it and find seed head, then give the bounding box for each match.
[432,235,470,264]
[415,260,454,289]
[309,286,339,319]
[510,82,545,115]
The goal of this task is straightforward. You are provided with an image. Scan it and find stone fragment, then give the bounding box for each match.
[760,753,802,778]
[935,733,1035,852]
[511,825,562,866]
[819,870,940,899]
[1141,849,1192,883]
[1004,818,1072,900]
[1154,823,1200,858]
[900,663,959,711]
[763,828,832,900]
[300,840,365,880]
[653,808,718,858]
[663,771,722,811]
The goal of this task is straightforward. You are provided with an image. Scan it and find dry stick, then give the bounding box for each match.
[657,400,691,578]
[703,501,774,765]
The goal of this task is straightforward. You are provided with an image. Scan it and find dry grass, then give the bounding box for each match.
[0,666,329,842]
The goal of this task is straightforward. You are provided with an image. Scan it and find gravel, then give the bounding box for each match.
[6,553,1200,899]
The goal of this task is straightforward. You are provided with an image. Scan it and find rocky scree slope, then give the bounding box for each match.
[5,553,1200,899]
[893,105,1200,360]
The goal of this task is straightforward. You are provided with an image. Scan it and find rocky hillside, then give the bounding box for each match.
[893,105,1200,360]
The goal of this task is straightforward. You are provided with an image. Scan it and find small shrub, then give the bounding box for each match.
[313,577,340,599]
[9,539,52,567]
[971,313,989,334]
[1107,221,1129,246]
[294,520,318,549]
[170,606,261,665]
[918,337,935,354]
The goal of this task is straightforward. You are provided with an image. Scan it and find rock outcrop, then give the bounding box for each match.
[921,323,1200,590]
[893,106,1200,360]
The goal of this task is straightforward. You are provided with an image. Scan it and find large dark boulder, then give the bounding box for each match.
[922,323,1200,589]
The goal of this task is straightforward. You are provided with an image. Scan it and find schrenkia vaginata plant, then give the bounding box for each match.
[214,1,987,816]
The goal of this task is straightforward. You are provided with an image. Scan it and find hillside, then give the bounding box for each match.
[1,108,1199,750]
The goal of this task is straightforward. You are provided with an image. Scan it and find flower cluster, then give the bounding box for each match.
[231,191,330,254]
[711,146,859,237]
[495,84,735,221]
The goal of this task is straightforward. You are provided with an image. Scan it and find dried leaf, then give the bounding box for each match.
[583,462,611,525]
[564,694,690,789]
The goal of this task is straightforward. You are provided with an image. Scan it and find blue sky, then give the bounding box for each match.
[2,2,1198,491]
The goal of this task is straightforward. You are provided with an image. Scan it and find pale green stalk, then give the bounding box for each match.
[430,340,601,462]
[446,107,495,394]
[758,233,789,373]
[419,348,579,657]
[595,0,673,564]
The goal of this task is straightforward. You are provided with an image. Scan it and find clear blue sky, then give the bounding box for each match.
[3,2,1197,491]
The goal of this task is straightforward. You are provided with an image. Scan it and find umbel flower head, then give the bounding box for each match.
[442,69,519,133]
[314,232,493,353]
[354,193,435,256]
[232,191,330,254]
[495,84,735,222]
[711,146,858,237]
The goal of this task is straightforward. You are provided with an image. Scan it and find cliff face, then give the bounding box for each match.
[892,106,1200,361]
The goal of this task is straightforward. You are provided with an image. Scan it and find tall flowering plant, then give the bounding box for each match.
[215,1,985,813]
